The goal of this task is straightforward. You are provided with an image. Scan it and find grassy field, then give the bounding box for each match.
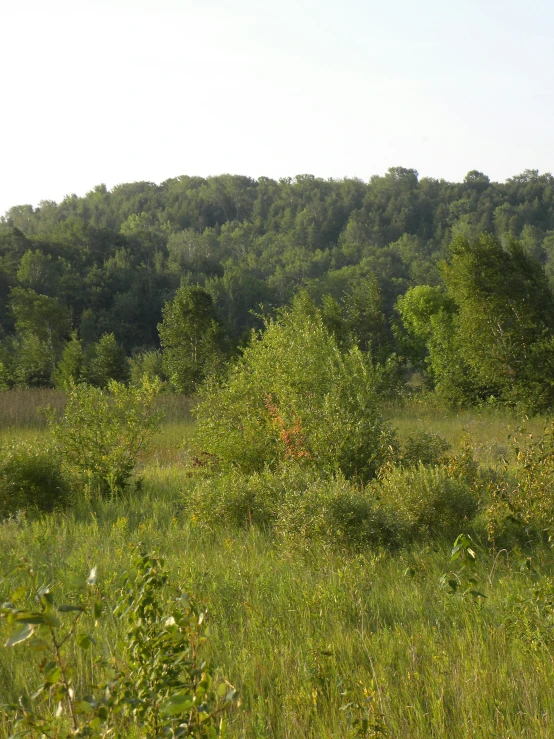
[1,391,554,738]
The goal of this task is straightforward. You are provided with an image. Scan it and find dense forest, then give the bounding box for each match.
[3,167,554,406]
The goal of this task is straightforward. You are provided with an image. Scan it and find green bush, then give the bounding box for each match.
[194,293,394,481]
[48,378,161,498]
[129,348,169,387]
[397,430,450,467]
[374,464,480,541]
[186,467,284,531]
[0,440,69,519]
[274,470,403,551]
[486,420,554,543]
[186,464,402,551]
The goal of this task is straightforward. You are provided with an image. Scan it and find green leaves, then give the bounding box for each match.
[1,550,237,738]
[48,379,161,499]
[441,533,487,600]
[6,622,34,647]
[160,692,195,716]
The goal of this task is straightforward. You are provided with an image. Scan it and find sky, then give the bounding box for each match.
[1,0,554,215]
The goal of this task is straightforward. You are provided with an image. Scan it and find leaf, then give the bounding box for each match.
[58,604,85,613]
[67,575,88,591]
[10,585,27,603]
[42,612,61,628]
[29,639,50,652]
[160,693,194,716]
[93,601,102,620]
[74,699,94,715]
[15,612,47,625]
[87,567,98,586]
[76,633,95,649]
[39,590,54,608]
[6,623,35,647]
[44,666,62,685]
[225,688,238,703]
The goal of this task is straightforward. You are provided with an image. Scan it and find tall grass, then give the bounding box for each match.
[0,389,66,428]
[0,389,195,428]
[1,478,554,738]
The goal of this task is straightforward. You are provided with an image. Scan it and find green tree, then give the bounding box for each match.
[49,379,160,497]
[398,235,554,408]
[16,249,59,295]
[53,332,86,389]
[9,288,71,385]
[86,332,130,387]
[158,286,223,394]
[443,234,554,407]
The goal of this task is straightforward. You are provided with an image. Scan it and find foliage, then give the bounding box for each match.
[396,430,450,467]
[486,419,554,543]
[85,332,130,388]
[398,234,554,409]
[194,294,394,481]
[5,169,554,394]
[273,469,403,552]
[0,440,69,520]
[185,467,284,531]
[440,533,487,600]
[129,348,168,387]
[373,464,480,541]
[48,379,161,498]
[113,549,238,736]
[1,550,238,738]
[158,286,224,394]
[53,332,86,390]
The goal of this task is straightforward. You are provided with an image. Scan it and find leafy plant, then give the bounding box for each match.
[396,431,450,467]
[85,333,130,388]
[486,419,554,543]
[1,549,238,738]
[440,533,487,599]
[186,464,403,551]
[48,378,161,498]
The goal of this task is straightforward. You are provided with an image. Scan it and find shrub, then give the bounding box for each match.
[129,348,169,387]
[373,463,480,541]
[85,332,129,388]
[194,293,394,481]
[185,467,285,531]
[486,419,554,543]
[186,464,403,551]
[0,440,69,519]
[48,378,161,498]
[397,430,450,467]
[274,470,403,551]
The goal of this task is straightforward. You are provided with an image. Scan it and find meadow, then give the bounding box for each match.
[1,390,554,738]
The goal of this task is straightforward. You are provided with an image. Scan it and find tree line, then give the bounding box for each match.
[3,168,554,408]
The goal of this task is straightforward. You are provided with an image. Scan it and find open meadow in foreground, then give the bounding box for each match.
[1,391,554,738]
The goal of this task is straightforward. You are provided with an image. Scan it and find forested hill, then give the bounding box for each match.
[2,167,554,357]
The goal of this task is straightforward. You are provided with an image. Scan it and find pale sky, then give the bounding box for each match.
[1,0,553,215]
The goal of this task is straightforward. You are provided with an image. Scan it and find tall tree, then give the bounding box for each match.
[158,286,224,394]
